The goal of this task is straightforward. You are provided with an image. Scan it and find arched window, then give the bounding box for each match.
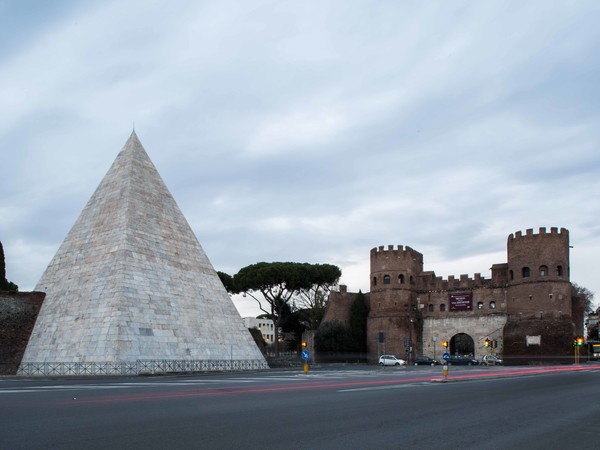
[373,276,377,286]
[398,274,404,284]
[490,301,496,309]
[522,267,530,278]
[557,265,563,277]
[383,275,391,285]
[477,302,483,309]
[428,304,434,312]
[440,304,446,312]
[539,265,548,277]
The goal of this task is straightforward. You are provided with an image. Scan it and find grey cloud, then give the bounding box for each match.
[2,0,600,309]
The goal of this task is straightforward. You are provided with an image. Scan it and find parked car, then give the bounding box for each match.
[446,355,479,366]
[481,355,503,365]
[414,355,439,366]
[378,355,406,366]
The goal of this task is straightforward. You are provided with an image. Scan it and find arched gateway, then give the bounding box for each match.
[450,333,475,356]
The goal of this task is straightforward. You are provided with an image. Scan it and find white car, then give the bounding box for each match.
[378,355,406,366]
[481,355,503,365]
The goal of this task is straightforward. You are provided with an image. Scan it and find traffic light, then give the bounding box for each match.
[577,337,584,347]
[442,341,448,348]
[484,338,490,348]
[301,341,307,347]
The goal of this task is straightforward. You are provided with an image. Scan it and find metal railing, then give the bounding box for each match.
[17,359,268,376]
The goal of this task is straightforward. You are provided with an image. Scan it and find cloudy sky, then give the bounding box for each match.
[1,0,599,317]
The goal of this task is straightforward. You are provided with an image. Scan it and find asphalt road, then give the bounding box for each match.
[1,364,599,449]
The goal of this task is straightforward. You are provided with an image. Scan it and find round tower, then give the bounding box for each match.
[506,227,571,318]
[370,245,423,290]
[367,245,423,363]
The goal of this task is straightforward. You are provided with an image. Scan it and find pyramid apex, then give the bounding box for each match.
[119,130,149,161]
[126,129,142,146]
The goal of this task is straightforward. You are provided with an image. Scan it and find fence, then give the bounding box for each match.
[17,359,269,376]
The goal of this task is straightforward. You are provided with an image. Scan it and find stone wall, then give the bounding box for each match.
[423,314,507,360]
[503,317,575,365]
[0,292,45,375]
[367,313,420,363]
[321,285,367,326]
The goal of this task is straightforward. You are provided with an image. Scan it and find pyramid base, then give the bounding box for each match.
[18,359,269,376]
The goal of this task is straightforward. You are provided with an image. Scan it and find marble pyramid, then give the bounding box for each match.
[20,132,267,376]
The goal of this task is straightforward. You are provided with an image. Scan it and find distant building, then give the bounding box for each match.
[243,317,275,344]
[586,307,600,340]
[322,227,581,365]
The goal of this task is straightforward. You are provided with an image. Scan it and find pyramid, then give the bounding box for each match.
[20,132,267,375]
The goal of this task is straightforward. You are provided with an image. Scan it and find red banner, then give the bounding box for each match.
[449,292,472,311]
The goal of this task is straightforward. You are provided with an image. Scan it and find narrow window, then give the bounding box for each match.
[373,276,377,286]
[440,304,446,312]
[510,270,514,281]
[410,276,414,285]
[398,274,405,284]
[522,267,530,278]
[477,302,483,309]
[557,265,563,277]
[428,304,434,312]
[383,275,391,285]
[539,265,547,277]
[490,301,496,309]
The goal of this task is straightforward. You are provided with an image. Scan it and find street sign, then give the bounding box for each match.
[442,352,450,361]
[301,350,310,361]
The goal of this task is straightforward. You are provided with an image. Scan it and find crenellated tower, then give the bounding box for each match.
[367,245,423,362]
[370,245,423,307]
[506,227,571,319]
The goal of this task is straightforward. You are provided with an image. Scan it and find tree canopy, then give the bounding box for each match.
[573,283,595,314]
[314,291,369,361]
[0,241,18,292]
[349,291,369,354]
[216,271,235,293]
[226,262,341,355]
[295,263,342,329]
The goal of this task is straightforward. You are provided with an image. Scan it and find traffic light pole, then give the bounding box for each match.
[573,337,583,365]
[484,338,490,366]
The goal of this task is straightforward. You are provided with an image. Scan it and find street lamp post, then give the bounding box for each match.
[409,318,414,364]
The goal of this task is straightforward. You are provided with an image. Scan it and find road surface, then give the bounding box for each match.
[1,364,599,449]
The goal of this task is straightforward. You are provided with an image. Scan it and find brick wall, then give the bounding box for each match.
[321,285,367,326]
[503,317,574,365]
[0,292,45,375]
